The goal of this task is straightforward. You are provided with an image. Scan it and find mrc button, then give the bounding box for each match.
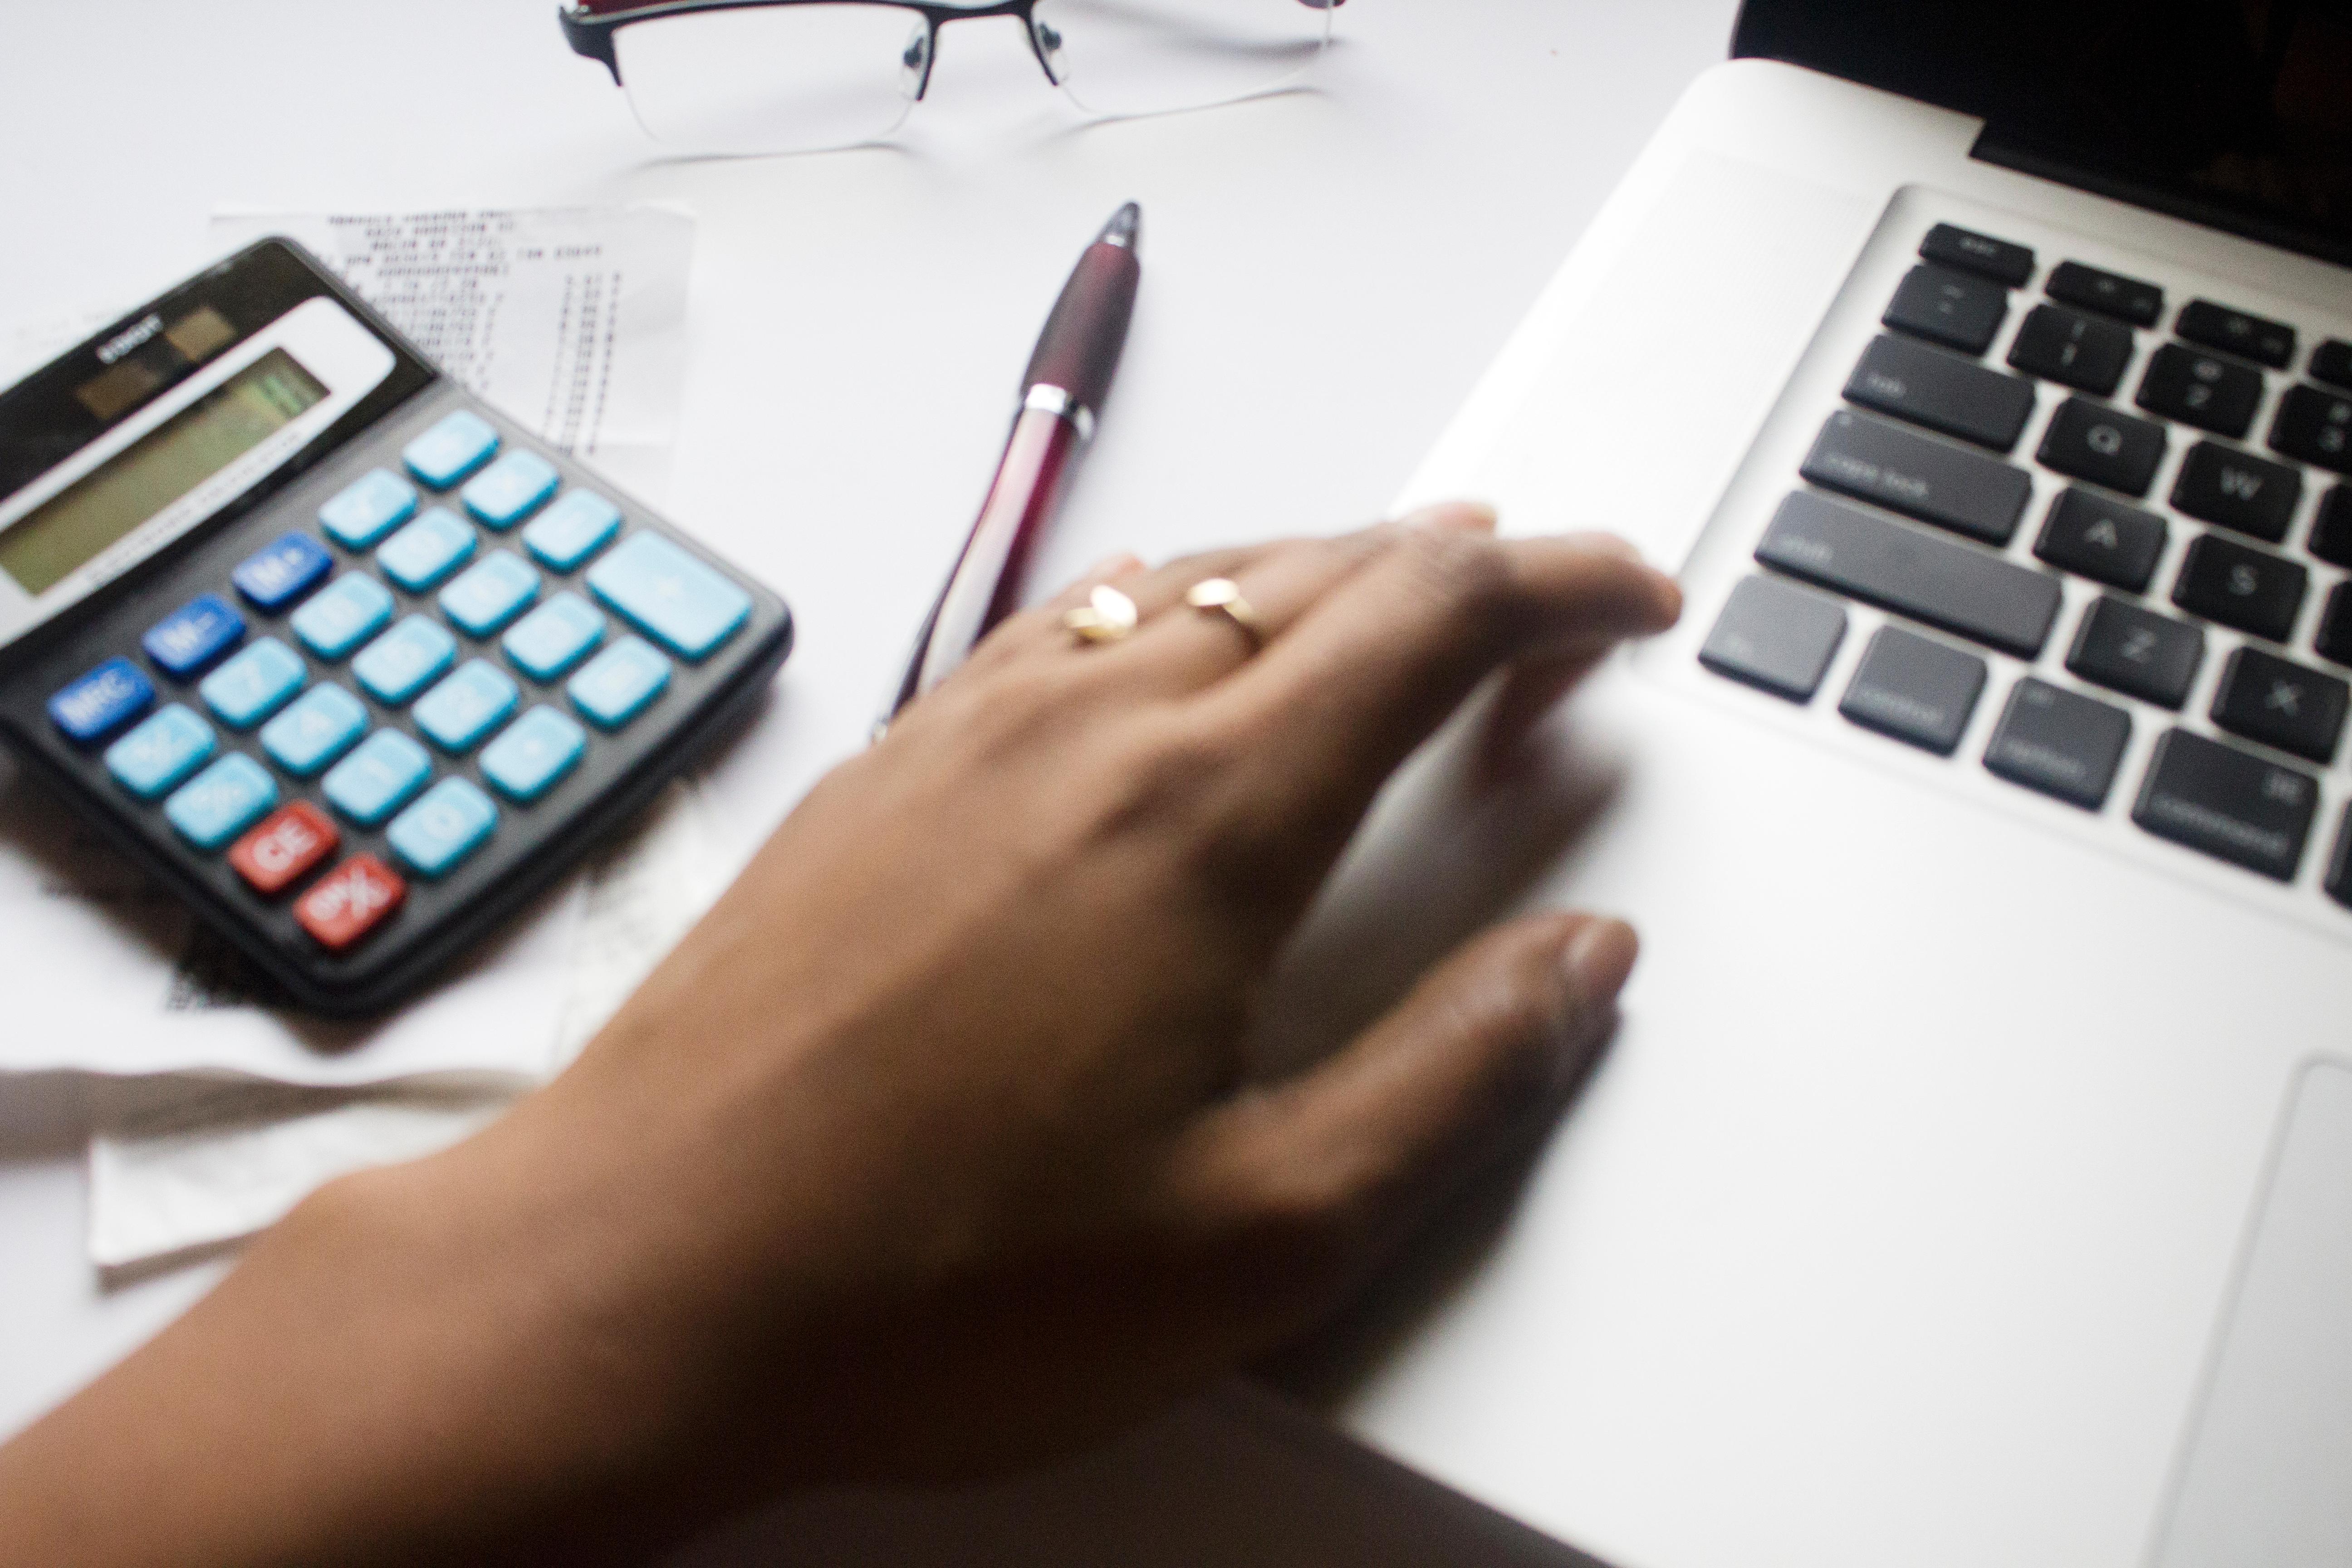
[48,657,155,742]
[294,854,406,951]
[228,800,341,896]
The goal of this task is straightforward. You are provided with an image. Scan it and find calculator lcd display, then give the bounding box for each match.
[0,349,326,597]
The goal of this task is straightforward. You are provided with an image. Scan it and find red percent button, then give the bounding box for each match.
[294,854,407,951]
[228,800,340,896]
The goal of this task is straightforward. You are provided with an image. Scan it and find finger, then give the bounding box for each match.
[1164,912,1638,1319]
[1194,529,1679,847]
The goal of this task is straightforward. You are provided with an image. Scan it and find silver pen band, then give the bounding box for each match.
[1022,383,1095,443]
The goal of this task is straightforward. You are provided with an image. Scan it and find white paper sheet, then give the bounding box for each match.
[87,777,731,1268]
[0,206,695,1086]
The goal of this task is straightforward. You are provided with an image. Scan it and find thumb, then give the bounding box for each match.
[1172,912,1637,1322]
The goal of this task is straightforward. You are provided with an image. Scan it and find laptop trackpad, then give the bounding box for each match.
[2156,1060,2352,1567]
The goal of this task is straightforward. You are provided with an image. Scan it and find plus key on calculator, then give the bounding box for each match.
[0,240,792,1015]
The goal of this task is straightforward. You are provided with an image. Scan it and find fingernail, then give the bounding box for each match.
[1399,500,1499,533]
[1561,917,1638,1005]
[1081,552,1144,581]
[1565,530,1642,562]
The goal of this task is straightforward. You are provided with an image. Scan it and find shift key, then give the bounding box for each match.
[1801,409,2034,544]
[1844,333,2038,451]
[1756,490,2063,657]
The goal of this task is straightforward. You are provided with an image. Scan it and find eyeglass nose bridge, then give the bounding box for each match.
[901,0,1061,101]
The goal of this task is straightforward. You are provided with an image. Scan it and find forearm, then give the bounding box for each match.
[0,1130,702,1568]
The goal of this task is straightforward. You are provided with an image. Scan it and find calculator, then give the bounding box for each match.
[0,240,791,1015]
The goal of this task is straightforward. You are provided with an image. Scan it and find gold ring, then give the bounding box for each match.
[1185,577,1264,644]
[1062,583,1139,644]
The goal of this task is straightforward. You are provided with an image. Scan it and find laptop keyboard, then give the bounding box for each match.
[1695,210,2352,914]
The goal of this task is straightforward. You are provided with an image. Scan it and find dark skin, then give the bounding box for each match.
[0,504,1681,1564]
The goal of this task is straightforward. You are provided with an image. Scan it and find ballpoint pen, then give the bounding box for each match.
[885,201,1143,723]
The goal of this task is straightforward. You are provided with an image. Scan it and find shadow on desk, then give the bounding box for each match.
[671,1383,1607,1568]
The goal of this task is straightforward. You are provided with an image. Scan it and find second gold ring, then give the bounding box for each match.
[1184,578,1264,645]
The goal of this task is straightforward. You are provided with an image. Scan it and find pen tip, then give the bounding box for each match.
[1098,201,1142,253]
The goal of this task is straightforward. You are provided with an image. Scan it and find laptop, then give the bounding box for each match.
[1276,4,2352,1565]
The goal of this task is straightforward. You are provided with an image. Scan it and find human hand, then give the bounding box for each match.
[0,505,1679,1565]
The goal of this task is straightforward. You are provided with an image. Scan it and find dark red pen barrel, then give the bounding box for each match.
[1022,241,1140,419]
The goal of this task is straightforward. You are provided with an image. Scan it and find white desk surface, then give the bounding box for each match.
[0,1,1735,1558]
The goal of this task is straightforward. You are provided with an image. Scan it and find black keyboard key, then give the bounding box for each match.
[2038,397,2168,496]
[2132,729,2317,880]
[2172,533,2308,642]
[1838,625,1987,754]
[2067,596,2205,709]
[2136,343,2264,438]
[2171,441,2303,542]
[1845,333,2036,451]
[1883,265,2009,355]
[2046,260,2163,328]
[2007,304,2132,395]
[2033,487,2167,592]
[1754,491,2063,657]
[2311,340,2352,394]
[1984,677,2133,809]
[2308,486,2352,568]
[2269,383,2352,475]
[2211,646,2349,764]
[2325,803,2352,910]
[1799,410,2033,544]
[1920,224,2034,287]
[2176,300,2296,369]
[1699,574,1848,701]
[2315,583,2352,668]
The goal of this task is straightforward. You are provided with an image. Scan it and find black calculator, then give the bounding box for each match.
[0,240,791,1015]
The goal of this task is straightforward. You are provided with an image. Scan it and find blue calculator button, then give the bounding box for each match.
[461,452,560,529]
[438,550,539,637]
[198,637,306,730]
[501,592,605,681]
[567,635,671,729]
[163,753,279,851]
[319,469,419,549]
[231,531,335,610]
[522,490,622,571]
[103,704,215,799]
[585,532,751,661]
[413,659,520,753]
[402,411,500,489]
[259,683,369,778]
[352,615,458,705]
[321,729,433,826]
[49,657,154,742]
[142,594,245,677]
[375,507,477,591]
[386,777,498,879]
[479,706,588,803]
[290,572,395,660]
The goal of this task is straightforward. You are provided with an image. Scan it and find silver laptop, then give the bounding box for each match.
[1280,5,2352,1565]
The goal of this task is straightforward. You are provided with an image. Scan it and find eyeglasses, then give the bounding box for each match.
[560,0,1342,157]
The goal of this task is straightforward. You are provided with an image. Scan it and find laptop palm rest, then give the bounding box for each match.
[2155,1058,2352,1567]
